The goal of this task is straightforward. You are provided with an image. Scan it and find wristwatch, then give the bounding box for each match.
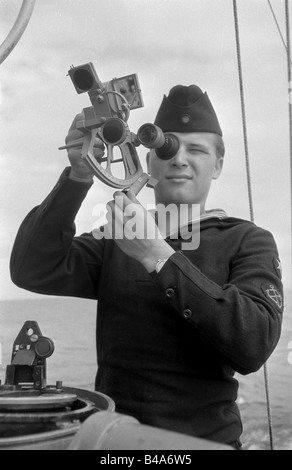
[155,258,168,274]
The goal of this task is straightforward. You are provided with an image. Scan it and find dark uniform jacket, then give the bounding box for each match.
[10,168,284,446]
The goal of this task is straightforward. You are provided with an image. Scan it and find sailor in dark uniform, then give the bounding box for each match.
[10,84,284,449]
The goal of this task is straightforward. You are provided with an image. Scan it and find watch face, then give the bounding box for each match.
[156,259,167,273]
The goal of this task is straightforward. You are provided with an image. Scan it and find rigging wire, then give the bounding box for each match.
[267,0,288,53]
[285,0,292,291]
[232,0,254,223]
[263,363,274,451]
[232,0,274,451]
[267,0,292,450]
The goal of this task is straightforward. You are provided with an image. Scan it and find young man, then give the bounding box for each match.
[10,84,283,449]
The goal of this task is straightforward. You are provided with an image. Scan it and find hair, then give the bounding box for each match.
[213,134,225,159]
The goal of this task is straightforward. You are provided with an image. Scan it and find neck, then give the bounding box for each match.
[155,199,207,216]
[154,202,205,238]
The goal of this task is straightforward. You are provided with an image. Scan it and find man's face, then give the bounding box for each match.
[147,132,224,210]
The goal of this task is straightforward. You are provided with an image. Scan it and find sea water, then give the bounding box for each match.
[0,293,291,451]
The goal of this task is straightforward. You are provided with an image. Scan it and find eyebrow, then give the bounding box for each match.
[187,143,210,152]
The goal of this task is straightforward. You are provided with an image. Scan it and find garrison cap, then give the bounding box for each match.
[154,85,223,136]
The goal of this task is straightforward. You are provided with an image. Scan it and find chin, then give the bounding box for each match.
[157,191,200,206]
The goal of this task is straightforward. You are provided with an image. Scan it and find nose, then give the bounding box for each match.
[170,145,188,168]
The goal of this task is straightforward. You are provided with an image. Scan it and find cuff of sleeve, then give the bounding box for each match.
[154,251,223,299]
[59,167,94,186]
[39,167,93,222]
[152,251,224,323]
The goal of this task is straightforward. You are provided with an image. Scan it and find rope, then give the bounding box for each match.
[263,363,274,450]
[232,0,254,223]
[267,0,292,70]
[285,0,292,294]
[232,0,274,451]
[267,0,288,52]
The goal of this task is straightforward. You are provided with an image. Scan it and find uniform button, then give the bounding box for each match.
[54,182,61,191]
[183,309,193,319]
[165,288,175,298]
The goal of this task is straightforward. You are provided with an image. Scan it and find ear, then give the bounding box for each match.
[212,157,224,180]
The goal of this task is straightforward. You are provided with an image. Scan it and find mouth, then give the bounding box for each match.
[166,175,192,182]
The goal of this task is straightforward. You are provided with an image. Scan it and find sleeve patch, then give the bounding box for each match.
[261,283,283,312]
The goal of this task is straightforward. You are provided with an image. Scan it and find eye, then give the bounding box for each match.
[188,147,207,155]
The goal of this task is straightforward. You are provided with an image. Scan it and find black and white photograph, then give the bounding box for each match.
[0,0,291,452]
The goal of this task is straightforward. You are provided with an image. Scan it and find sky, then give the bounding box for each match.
[0,0,291,299]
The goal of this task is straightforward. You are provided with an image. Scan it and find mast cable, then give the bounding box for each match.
[232,0,274,451]
[232,0,254,224]
[285,0,292,294]
[267,0,289,54]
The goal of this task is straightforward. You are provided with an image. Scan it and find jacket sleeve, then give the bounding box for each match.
[10,168,105,300]
[151,225,284,375]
